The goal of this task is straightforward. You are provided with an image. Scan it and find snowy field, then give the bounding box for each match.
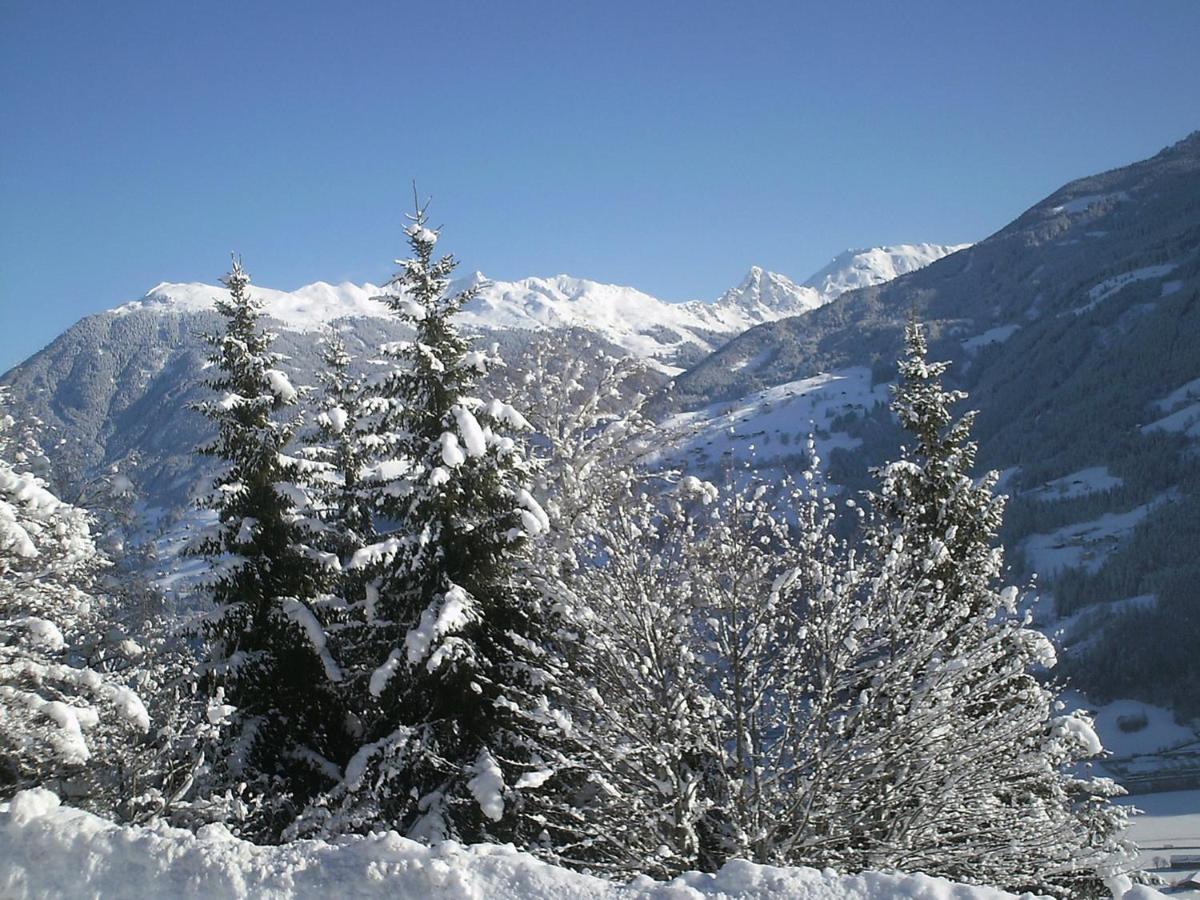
[1119,789,1200,897]
[662,367,889,474]
[0,789,1091,900]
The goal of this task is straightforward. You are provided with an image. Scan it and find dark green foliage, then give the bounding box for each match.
[189,259,351,841]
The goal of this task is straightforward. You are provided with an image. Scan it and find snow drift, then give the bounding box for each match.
[0,789,1076,900]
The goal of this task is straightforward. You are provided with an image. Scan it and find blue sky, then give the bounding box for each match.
[2,0,1198,368]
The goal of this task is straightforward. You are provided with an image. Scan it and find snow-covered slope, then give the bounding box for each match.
[0,789,1088,900]
[802,243,971,298]
[105,244,962,367]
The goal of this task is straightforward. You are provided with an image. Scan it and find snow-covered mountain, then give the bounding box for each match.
[113,280,389,326]
[802,243,972,298]
[110,243,965,370]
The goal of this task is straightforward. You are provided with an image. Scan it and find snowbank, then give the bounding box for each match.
[0,789,1054,900]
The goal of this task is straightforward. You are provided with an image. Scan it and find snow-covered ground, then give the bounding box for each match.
[0,788,1075,900]
[1020,493,1176,576]
[1050,191,1130,216]
[1074,264,1178,314]
[1119,789,1200,897]
[662,367,889,475]
[1142,376,1200,439]
[961,324,1020,353]
[1063,695,1197,760]
[1053,595,1157,649]
[1025,466,1123,502]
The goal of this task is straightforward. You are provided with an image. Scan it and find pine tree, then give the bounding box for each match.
[187,257,351,841]
[800,322,1137,897]
[304,204,580,851]
[0,389,150,804]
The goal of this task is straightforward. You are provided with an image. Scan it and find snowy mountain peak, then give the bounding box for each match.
[715,267,823,316]
[802,243,969,299]
[116,280,389,328]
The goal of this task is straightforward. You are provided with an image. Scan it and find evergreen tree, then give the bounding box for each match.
[800,322,1137,897]
[304,205,581,851]
[187,258,351,841]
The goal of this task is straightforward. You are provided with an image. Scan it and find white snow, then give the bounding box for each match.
[405,585,473,667]
[264,369,299,403]
[1053,594,1158,649]
[452,406,488,458]
[1079,697,1197,759]
[1050,192,1129,216]
[1051,713,1104,756]
[440,432,467,468]
[802,243,969,298]
[281,598,342,683]
[112,281,391,330]
[1141,403,1200,439]
[962,324,1019,353]
[661,367,890,475]
[1021,494,1174,576]
[1115,789,1200,895]
[515,489,550,536]
[1143,377,1200,439]
[321,407,348,434]
[1153,377,1200,414]
[0,788,1082,899]
[1076,265,1177,314]
[1027,466,1123,501]
[106,244,960,364]
[467,748,506,822]
[369,648,404,698]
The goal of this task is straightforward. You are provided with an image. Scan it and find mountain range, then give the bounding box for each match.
[104,243,966,373]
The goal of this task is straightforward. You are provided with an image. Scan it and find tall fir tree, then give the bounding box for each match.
[187,257,351,841]
[799,322,1137,897]
[302,205,583,851]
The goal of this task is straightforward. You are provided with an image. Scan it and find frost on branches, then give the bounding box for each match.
[797,322,1137,898]
[0,390,149,804]
[298,205,583,852]
[186,258,351,841]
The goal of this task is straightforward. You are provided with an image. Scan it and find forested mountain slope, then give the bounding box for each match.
[673,132,1200,715]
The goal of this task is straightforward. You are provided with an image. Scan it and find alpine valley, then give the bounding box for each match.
[4,132,1199,798]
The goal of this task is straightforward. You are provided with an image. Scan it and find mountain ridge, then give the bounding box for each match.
[89,242,966,370]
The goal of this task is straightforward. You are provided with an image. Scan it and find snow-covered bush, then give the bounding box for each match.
[0,391,149,805]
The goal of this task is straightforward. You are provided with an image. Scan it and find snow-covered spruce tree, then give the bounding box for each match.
[799,322,1136,897]
[0,389,150,805]
[300,207,582,851]
[187,257,351,841]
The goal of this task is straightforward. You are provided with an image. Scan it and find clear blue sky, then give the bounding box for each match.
[2,0,1198,369]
